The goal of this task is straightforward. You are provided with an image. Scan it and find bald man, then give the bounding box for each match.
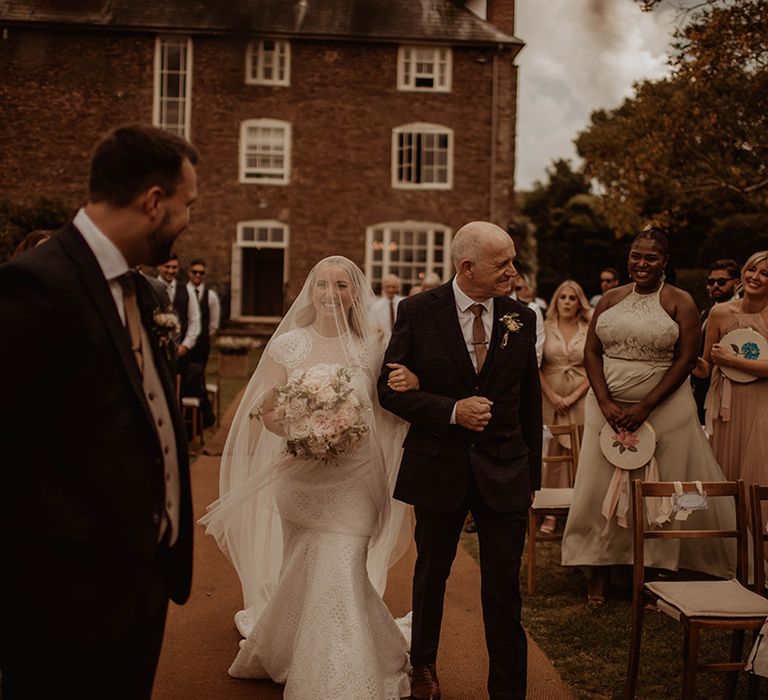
[379,222,542,700]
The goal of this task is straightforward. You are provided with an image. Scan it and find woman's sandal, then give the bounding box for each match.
[587,593,606,607]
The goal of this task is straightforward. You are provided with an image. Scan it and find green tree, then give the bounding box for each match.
[578,0,768,249]
[522,160,622,300]
[0,198,71,262]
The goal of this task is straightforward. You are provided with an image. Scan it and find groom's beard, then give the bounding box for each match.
[144,215,184,266]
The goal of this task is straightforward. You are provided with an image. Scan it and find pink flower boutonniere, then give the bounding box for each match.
[499,312,523,349]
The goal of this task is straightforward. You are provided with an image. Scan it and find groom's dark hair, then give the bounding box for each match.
[89,125,199,207]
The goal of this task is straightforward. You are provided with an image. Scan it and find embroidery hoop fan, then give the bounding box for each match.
[719,327,768,383]
[599,421,657,470]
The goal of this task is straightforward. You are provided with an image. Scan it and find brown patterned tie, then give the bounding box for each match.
[118,272,144,375]
[470,303,487,372]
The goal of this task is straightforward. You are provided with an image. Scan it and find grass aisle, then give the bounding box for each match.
[463,532,757,699]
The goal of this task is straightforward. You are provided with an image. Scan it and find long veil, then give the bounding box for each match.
[199,256,411,632]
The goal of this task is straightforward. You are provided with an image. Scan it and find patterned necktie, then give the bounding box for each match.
[118,272,144,375]
[389,299,395,329]
[470,303,487,372]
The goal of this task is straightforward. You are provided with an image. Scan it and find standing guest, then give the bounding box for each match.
[515,271,547,312]
[537,280,591,533]
[186,258,220,427]
[10,229,54,259]
[589,267,620,306]
[562,228,734,605]
[0,125,198,698]
[379,221,542,700]
[371,273,405,330]
[513,273,545,367]
[696,251,768,485]
[691,259,740,424]
[158,253,200,359]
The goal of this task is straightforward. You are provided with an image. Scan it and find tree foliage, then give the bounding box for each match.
[0,198,71,263]
[578,0,768,263]
[521,159,624,300]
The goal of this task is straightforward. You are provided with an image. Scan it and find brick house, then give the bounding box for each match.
[0,0,522,324]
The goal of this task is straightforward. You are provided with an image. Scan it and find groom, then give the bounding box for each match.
[0,126,198,698]
[378,221,542,700]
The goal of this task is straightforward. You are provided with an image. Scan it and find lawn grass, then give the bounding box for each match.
[461,532,759,699]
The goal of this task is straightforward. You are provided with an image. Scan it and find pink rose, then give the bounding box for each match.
[309,410,336,436]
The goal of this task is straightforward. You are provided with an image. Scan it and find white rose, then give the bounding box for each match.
[309,409,336,437]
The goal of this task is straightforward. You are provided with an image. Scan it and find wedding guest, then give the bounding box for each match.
[562,228,734,605]
[589,267,620,306]
[185,258,220,427]
[691,258,740,424]
[421,272,442,292]
[158,253,200,359]
[10,228,53,259]
[696,251,768,485]
[0,124,197,697]
[513,273,545,367]
[137,264,171,306]
[537,280,591,533]
[371,273,404,331]
[515,271,547,312]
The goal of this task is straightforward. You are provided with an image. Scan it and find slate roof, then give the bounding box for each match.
[0,0,522,47]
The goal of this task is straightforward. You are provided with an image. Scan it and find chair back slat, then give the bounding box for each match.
[749,484,768,595]
[632,479,748,585]
[542,423,582,485]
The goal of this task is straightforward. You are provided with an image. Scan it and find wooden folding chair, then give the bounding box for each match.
[526,423,582,595]
[626,480,768,700]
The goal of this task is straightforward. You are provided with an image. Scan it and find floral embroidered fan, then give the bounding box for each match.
[719,327,768,383]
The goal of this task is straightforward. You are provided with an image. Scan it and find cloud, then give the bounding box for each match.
[515,0,676,190]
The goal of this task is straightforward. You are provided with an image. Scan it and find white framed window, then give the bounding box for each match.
[392,123,453,190]
[397,46,452,92]
[239,119,291,185]
[246,39,290,86]
[231,220,290,320]
[153,36,192,138]
[365,222,452,295]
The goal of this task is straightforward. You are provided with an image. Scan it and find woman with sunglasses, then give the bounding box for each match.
[697,251,768,486]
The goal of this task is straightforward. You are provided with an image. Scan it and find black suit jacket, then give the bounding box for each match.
[378,281,542,513]
[0,223,193,648]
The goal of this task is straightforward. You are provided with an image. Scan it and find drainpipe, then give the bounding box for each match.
[490,49,499,222]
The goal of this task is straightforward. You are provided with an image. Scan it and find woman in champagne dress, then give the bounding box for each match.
[538,280,591,532]
[562,229,735,604]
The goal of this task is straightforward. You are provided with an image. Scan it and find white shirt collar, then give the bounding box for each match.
[452,277,493,314]
[73,208,129,282]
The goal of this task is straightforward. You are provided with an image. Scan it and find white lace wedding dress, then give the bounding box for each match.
[208,327,411,700]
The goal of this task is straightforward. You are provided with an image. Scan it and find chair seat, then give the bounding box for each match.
[532,488,574,510]
[181,397,201,407]
[205,383,218,394]
[646,579,768,618]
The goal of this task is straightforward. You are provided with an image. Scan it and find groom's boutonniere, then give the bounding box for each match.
[152,306,181,357]
[499,312,522,349]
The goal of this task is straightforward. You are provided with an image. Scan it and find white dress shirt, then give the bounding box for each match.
[73,208,130,324]
[161,277,201,350]
[452,277,494,372]
[371,294,405,331]
[186,281,221,335]
[449,277,495,424]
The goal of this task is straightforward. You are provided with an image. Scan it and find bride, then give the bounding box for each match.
[200,256,413,699]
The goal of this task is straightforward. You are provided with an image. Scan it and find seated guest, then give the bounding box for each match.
[538,280,591,533]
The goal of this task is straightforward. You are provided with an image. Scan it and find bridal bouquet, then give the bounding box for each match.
[273,364,369,460]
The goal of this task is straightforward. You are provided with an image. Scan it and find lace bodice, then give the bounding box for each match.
[596,284,679,363]
[269,327,373,374]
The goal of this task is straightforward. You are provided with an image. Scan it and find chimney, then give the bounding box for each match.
[486,0,515,35]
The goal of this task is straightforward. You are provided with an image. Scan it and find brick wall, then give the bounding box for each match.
[0,26,518,311]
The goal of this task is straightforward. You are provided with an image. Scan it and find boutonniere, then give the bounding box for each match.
[152,306,181,357]
[499,312,523,349]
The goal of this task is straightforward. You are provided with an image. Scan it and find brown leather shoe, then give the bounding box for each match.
[411,663,441,699]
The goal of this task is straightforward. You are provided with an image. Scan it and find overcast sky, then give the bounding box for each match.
[514,0,680,190]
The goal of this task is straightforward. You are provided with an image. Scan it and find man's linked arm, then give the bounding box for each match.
[377,302,455,435]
